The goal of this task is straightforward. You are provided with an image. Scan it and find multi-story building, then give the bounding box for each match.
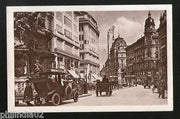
[79,12,100,83]
[157,11,167,85]
[50,11,81,77]
[125,11,159,85]
[109,36,127,85]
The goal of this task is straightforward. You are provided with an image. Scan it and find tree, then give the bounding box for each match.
[14,12,52,50]
[14,12,53,76]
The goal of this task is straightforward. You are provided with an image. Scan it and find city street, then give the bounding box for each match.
[62,85,167,106]
[16,85,167,106]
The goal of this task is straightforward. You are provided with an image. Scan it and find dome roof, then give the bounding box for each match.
[145,11,155,27]
[112,37,127,48]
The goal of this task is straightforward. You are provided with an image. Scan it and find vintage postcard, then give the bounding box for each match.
[7,5,173,112]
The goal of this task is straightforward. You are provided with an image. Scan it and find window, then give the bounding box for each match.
[46,17,52,31]
[56,12,62,21]
[71,60,73,67]
[74,35,78,42]
[64,16,72,28]
[58,57,63,62]
[64,29,72,40]
[74,24,78,33]
[66,12,72,17]
[75,61,78,68]
[81,54,84,59]
[56,24,63,34]
[74,14,78,22]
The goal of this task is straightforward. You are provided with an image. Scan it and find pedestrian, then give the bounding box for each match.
[23,80,33,106]
[158,78,165,99]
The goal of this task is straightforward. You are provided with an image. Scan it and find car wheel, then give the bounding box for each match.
[65,86,72,97]
[73,91,79,102]
[34,95,42,106]
[51,93,61,106]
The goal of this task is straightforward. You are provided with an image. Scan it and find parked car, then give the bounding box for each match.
[30,71,79,106]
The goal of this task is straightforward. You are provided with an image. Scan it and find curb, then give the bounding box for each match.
[79,93,92,98]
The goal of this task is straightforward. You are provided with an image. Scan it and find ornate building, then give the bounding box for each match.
[100,35,127,85]
[157,11,167,85]
[79,12,101,83]
[109,36,127,84]
[126,11,159,84]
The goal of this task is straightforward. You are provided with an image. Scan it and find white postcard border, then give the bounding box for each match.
[7,5,173,112]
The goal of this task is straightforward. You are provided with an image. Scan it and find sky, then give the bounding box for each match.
[88,10,164,70]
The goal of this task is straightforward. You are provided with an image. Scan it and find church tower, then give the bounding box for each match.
[144,11,156,36]
[144,11,159,83]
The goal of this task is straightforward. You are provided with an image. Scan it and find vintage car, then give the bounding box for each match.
[30,71,79,106]
[96,81,112,97]
[144,78,151,89]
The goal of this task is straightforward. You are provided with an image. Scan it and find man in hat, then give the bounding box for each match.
[24,80,33,106]
[158,77,165,99]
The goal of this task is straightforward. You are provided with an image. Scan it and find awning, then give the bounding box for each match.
[68,70,79,78]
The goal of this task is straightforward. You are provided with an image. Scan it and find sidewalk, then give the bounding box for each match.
[16,93,92,106]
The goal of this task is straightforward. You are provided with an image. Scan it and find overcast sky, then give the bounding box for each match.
[88,10,164,70]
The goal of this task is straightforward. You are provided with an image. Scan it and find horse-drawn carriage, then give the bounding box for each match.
[96,81,112,97]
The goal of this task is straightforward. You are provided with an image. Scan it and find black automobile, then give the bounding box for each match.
[30,71,79,106]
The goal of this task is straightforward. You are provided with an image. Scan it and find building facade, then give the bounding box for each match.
[125,12,159,85]
[14,11,82,80]
[157,11,167,86]
[109,36,127,84]
[79,12,101,83]
[50,11,81,76]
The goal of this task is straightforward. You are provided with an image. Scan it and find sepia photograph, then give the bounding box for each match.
[7,5,173,112]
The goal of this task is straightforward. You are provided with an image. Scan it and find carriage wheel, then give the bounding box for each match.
[73,91,79,102]
[51,93,61,106]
